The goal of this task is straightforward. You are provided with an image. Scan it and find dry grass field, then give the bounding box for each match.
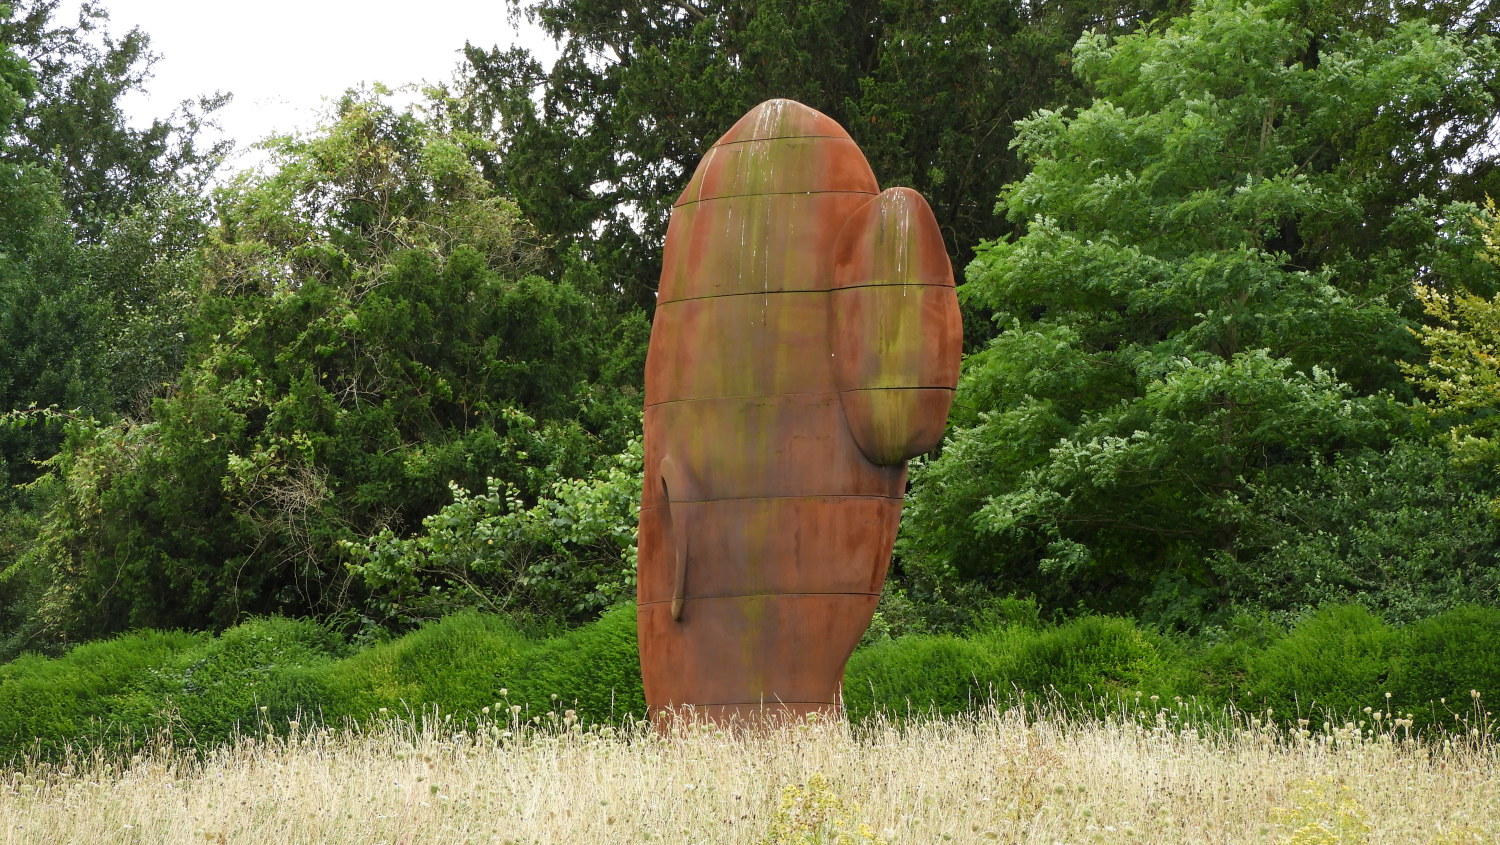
[1,704,1496,844]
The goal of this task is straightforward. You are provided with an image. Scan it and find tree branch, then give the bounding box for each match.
[671,1,707,22]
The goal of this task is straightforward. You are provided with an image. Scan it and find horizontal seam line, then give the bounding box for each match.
[831,282,956,292]
[712,134,854,147]
[645,391,837,408]
[657,290,830,304]
[640,593,880,605]
[655,283,953,305]
[643,494,902,506]
[638,495,902,510]
[675,189,876,208]
[652,702,838,708]
[645,388,952,408]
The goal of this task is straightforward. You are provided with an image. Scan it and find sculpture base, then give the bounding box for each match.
[638,593,878,715]
[650,701,841,733]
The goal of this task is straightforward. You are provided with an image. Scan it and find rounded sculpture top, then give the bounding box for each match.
[674,100,877,207]
[714,98,853,145]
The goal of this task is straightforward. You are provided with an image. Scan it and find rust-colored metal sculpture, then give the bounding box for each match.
[638,99,961,725]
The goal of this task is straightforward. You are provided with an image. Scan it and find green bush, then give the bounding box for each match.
[845,614,1168,721]
[986,615,1165,704]
[311,607,644,727]
[844,634,1000,722]
[498,605,645,723]
[1243,604,1397,723]
[313,610,533,721]
[10,89,645,649]
[1388,605,1500,735]
[343,439,643,630]
[9,601,1500,762]
[1175,612,1285,707]
[0,629,204,761]
[1219,442,1500,626]
[110,617,345,749]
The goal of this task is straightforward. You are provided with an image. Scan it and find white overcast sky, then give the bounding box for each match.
[94,0,557,172]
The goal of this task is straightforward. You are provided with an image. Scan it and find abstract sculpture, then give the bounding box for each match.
[637,99,962,725]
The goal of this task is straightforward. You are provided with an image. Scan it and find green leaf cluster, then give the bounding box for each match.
[1,0,229,239]
[7,89,645,649]
[1404,201,1500,499]
[343,437,643,628]
[901,0,1500,625]
[1,0,216,542]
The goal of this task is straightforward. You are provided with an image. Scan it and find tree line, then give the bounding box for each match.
[2,0,1499,656]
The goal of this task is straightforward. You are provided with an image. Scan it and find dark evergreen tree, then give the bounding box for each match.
[0,1,224,503]
[0,0,228,240]
[7,90,646,648]
[457,0,1178,313]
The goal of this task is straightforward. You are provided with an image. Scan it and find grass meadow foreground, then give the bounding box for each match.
[1,705,1497,844]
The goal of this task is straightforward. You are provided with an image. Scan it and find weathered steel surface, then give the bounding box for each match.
[638,99,961,726]
[637,497,901,603]
[659,193,880,301]
[639,594,882,709]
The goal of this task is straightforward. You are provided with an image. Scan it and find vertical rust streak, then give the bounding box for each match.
[638,99,960,728]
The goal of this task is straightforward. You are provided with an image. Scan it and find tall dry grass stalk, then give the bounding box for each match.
[1,703,1496,844]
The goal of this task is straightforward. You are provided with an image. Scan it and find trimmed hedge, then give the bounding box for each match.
[0,629,205,758]
[4,602,1500,762]
[109,617,346,748]
[0,607,646,762]
[313,611,533,720]
[843,615,1170,721]
[499,605,645,721]
[1243,603,1398,723]
[313,606,645,726]
[1389,605,1500,733]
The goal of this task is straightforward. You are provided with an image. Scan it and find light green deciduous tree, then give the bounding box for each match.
[901,0,1500,626]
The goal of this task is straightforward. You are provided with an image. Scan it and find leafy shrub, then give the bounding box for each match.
[1388,605,1500,735]
[1243,604,1396,723]
[900,0,1500,628]
[1175,612,1285,707]
[343,439,642,629]
[845,614,1166,721]
[0,629,203,761]
[313,610,532,720]
[498,605,645,723]
[9,89,645,647]
[862,582,1048,644]
[10,601,1500,761]
[844,634,1000,722]
[1219,441,1500,625]
[306,607,643,728]
[110,617,345,749]
[984,615,1165,704]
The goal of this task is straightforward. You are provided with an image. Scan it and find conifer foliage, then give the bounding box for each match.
[8,91,644,645]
